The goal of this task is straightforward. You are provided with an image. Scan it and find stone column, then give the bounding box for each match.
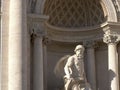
[32,30,44,90]
[8,0,28,90]
[103,33,119,90]
[43,38,47,90]
[43,43,47,90]
[84,41,96,90]
[28,14,49,90]
[42,37,51,90]
[1,0,10,90]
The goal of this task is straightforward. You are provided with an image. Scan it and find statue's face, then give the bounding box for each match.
[75,48,84,58]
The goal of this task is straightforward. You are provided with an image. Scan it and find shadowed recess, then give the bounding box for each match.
[43,0,107,28]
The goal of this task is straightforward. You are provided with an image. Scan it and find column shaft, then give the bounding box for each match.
[8,0,28,90]
[108,44,119,90]
[43,44,47,90]
[1,0,10,90]
[103,33,119,90]
[29,14,49,90]
[86,47,96,90]
[33,36,44,90]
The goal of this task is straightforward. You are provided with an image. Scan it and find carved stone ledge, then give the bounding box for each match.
[45,22,103,42]
[28,14,49,22]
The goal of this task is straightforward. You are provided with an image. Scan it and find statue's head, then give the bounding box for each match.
[74,45,84,52]
[74,45,85,57]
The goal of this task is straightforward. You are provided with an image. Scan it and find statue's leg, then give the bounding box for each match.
[73,86,78,90]
[72,83,81,90]
[64,79,72,90]
[81,88,85,90]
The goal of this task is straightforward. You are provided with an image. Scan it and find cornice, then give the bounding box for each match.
[27,14,49,22]
[27,14,120,43]
[45,21,120,42]
[102,21,120,44]
[102,21,120,37]
[45,22,103,32]
[45,22,104,42]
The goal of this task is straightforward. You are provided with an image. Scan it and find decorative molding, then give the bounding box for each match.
[101,21,120,32]
[103,33,119,44]
[30,28,44,43]
[27,14,49,42]
[83,41,98,48]
[28,14,49,22]
[45,21,120,43]
[27,14,49,34]
[42,36,51,45]
[111,0,120,21]
[45,22,104,42]
[102,22,120,44]
[102,0,117,22]
[27,14,49,33]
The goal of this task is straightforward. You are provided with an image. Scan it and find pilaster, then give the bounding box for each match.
[84,41,97,90]
[1,0,10,90]
[31,29,44,90]
[8,0,28,90]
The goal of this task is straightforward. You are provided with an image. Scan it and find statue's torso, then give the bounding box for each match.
[71,56,85,80]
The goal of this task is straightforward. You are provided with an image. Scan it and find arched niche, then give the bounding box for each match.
[43,0,106,28]
[27,0,118,22]
[41,0,118,23]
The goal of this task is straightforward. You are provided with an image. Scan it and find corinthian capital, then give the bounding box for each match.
[103,33,119,44]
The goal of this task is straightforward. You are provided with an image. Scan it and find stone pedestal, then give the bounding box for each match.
[103,33,119,90]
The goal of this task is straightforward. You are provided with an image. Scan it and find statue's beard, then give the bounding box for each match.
[76,53,83,58]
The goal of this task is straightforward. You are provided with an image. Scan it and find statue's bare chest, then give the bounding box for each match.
[74,59,84,71]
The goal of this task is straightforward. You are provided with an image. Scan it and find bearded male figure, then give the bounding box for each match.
[54,45,91,90]
[64,45,86,90]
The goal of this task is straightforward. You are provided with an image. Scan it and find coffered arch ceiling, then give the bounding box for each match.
[42,0,118,42]
[43,0,109,28]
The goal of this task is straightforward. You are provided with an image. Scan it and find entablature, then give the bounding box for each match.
[45,22,105,42]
